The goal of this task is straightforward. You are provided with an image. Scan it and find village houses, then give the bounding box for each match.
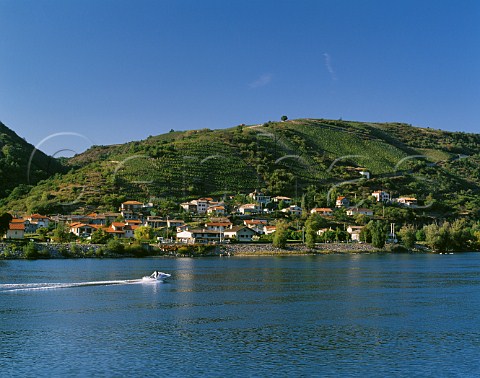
[347,225,364,242]
[3,220,25,239]
[336,196,350,208]
[248,190,271,206]
[346,207,374,217]
[281,205,302,217]
[310,207,334,216]
[396,197,418,207]
[372,190,390,203]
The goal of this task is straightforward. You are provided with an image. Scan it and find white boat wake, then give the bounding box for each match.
[0,272,171,293]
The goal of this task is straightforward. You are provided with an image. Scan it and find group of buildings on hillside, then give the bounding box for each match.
[3,189,416,244]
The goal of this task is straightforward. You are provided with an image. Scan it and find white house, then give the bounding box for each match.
[145,217,168,228]
[104,222,137,239]
[263,225,277,235]
[120,200,143,212]
[176,229,221,244]
[346,208,374,216]
[180,201,198,213]
[272,196,292,205]
[26,214,51,230]
[205,221,233,231]
[396,197,418,207]
[238,204,259,215]
[4,222,25,239]
[120,201,144,219]
[244,219,268,234]
[248,190,271,205]
[281,205,302,217]
[347,225,364,242]
[207,205,226,215]
[69,222,95,237]
[223,226,257,242]
[310,207,334,216]
[335,196,350,208]
[193,199,209,214]
[180,198,213,214]
[372,190,390,202]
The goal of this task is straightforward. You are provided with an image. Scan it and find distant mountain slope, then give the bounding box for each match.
[0,121,65,199]
[1,118,479,217]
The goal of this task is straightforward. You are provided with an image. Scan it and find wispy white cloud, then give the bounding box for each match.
[323,53,337,80]
[249,73,273,88]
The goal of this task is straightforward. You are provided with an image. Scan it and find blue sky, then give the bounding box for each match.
[1,0,479,155]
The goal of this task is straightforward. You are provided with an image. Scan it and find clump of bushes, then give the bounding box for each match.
[23,242,50,259]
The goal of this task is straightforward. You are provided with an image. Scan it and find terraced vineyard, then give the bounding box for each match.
[1,118,479,216]
[112,140,259,199]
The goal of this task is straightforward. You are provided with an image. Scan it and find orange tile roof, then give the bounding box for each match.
[206,222,232,226]
[9,223,25,231]
[29,214,48,219]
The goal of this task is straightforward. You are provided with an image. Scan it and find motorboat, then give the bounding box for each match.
[143,271,171,282]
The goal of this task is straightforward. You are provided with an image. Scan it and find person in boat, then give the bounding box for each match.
[150,271,159,279]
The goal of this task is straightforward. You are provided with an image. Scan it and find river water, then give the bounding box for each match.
[1,253,479,377]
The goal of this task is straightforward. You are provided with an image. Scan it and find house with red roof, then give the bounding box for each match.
[4,221,25,239]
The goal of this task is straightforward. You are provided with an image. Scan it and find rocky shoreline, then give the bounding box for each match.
[220,242,383,256]
[0,241,423,259]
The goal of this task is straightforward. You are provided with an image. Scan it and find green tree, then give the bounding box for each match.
[415,228,426,242]
[450,219,470,251]
[398,224,416,249]
[371,220,387,248]
[360,224,372,243]
[91,228,112,244]
[106,238,125,254]
[23,241,39,259]
[304,216,317,248]
[281,115,288,122]
[36,227,49,242]
[52,223,72,243]
[273,220,289,249]
[134,226,154,242]
[423,224,442,251]
[0,212,13,236]
[278,200,287,210]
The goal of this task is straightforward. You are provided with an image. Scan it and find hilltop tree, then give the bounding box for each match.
[281,115,288,122]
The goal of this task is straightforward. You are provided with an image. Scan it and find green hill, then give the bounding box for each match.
[1,118,479,218]
[0,121,65,200]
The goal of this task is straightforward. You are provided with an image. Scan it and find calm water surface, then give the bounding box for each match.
[1,253,480,377]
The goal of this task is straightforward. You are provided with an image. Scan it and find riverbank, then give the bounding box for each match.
[219,242,383,256]
[0,240,432,259]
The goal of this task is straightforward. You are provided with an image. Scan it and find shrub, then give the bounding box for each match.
[106,238,125,254]
[23,242,39,259]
